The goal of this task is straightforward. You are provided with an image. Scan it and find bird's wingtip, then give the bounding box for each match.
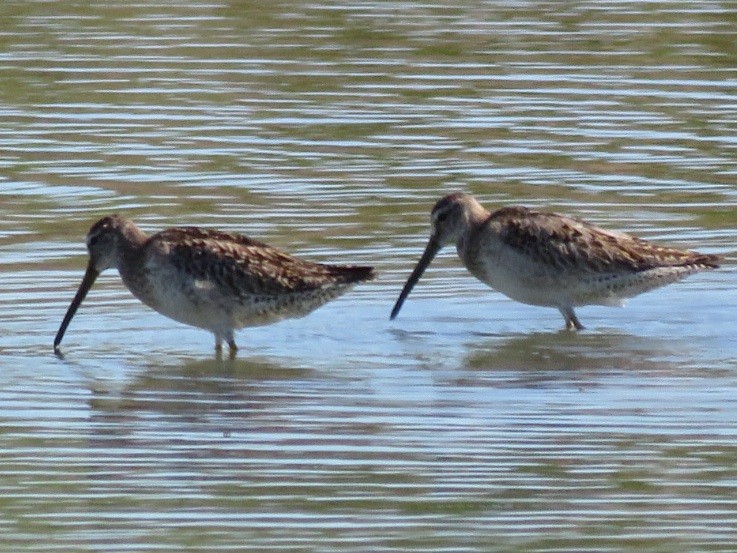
[349,265,377,283]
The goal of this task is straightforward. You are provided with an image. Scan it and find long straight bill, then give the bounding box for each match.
[54,261,99,351]
[390,237,441,320]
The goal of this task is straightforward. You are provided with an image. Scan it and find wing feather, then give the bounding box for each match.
[148,227,372,298]
[490,207,720,274]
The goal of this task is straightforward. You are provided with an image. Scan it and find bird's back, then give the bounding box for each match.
[490,206,720,274]
[468,206,721,307]
[121,226,375,330]
[150,227,373,292]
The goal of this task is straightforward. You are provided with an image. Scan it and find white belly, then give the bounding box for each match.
[121,262,354,334]
[462,244,623,309]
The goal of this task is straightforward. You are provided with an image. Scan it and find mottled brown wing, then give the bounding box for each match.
[152,227,374,297]
[491,207,720,273]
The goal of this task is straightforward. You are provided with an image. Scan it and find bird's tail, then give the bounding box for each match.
[330,265,377,284]
[685,252,722,269]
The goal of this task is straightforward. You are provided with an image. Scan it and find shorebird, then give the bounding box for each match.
[54,215,375,355]
[390,192,721,330]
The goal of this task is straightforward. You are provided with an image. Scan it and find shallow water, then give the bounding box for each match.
[1,1,737,551]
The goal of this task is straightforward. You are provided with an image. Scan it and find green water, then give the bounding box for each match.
[1,1,736,551]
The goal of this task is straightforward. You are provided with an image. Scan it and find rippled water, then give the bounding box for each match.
[2,1,737,551]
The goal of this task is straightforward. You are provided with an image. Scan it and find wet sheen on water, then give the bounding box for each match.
[1,1,737,551]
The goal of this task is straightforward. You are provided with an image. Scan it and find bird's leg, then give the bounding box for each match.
[215,335,224,358]
[214,332,237,359]
[226,331,238,359]
[559,306,584,331]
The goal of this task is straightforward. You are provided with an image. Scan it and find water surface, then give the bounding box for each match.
[1,1,737,551]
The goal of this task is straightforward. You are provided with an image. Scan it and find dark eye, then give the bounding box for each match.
[436,210,449,223]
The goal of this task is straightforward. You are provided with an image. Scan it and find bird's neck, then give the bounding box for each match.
[466,200,491,228]
[456,202,491,260]
[116,223,149,271]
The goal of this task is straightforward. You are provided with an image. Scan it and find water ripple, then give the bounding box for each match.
[2,0,737,551]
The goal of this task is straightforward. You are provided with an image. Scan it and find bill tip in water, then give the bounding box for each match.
[53,326,67,354]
